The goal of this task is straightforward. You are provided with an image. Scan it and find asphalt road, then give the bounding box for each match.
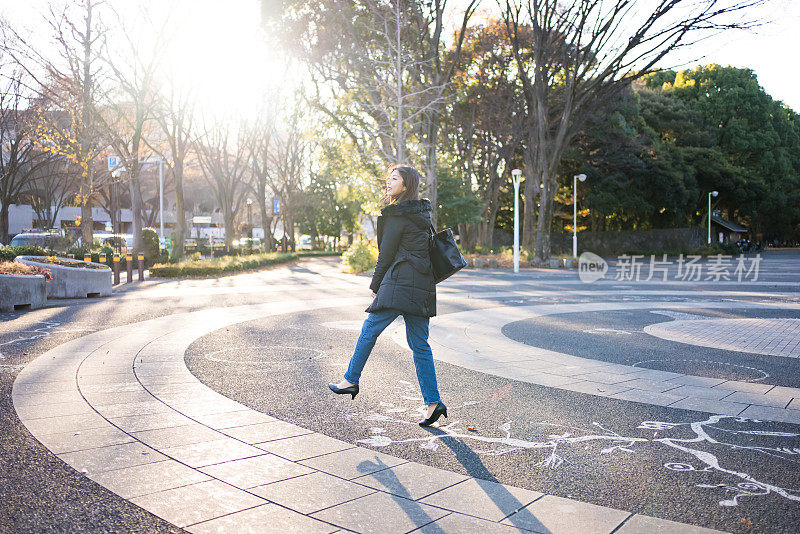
[2,254,800,533]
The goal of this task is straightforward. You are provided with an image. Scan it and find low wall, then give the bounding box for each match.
[15,256,112,299]
[550,228,704,257]
[0,274,47,312]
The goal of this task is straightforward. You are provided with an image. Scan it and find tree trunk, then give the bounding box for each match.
[173,161,186,260]
[424,118,439,228]
[129,172,144,254]
[521,146,539,251]
[224,208,235,248]
[0,201,9,245]
[80,165,94,247]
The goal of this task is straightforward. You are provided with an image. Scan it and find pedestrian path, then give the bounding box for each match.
[13,297,726,533]
[421,300,800,425]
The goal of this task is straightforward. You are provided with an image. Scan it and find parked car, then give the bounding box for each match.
[298,235,312,250]
[9,232,67,250]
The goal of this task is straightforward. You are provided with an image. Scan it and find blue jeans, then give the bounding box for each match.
[344,309,441,405]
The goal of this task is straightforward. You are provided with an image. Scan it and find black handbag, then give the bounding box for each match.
[428,225,468,283]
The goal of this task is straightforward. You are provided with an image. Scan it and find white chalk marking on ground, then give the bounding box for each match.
[582,328,633,335]
[354,381,800,508]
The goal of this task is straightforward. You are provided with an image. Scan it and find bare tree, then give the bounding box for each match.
[268,97,310,250]
[406,0,479,226]
[19,143,79,231]
[280,0,477,225]
[500,0,770,261]
[150,84,195,259]
[94,7,167,254]
[446,20,526,250]
[246,99,278,252]
[0,69,56,243]
[41,0,108,247]
[195,117,252,248]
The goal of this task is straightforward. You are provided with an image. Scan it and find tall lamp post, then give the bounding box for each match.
[708,190,718,244]
[573,174,587,258]
[246,198,253,238]
[158,158,164,240]
[511,169,522,273]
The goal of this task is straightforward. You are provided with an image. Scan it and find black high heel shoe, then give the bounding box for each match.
[419,402,447,427]
[328,382,359,399]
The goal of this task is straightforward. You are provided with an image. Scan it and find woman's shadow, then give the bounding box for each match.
[357,427,550,533]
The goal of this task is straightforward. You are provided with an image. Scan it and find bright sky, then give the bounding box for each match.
[3,0,800,114]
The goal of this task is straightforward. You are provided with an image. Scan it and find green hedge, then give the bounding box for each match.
[0,245,49,261]
[149,251,340,277]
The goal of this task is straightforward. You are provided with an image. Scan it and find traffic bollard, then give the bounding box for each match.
[126,254,133,283]
[138,254,145,282]
[113,253,120,285]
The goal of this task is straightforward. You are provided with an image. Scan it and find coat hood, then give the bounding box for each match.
[381,198,432,230]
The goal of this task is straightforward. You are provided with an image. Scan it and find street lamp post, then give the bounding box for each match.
[511,169,522,273]
[708,190,718,244]
[158,159,164,240]
[573,174,587,258]
[246,198,253,238]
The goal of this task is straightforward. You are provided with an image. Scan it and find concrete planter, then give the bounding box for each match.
[0,274,47,312]
[487,259,499,268]
[564,259,577,269]
[473,258,487,268]
[549,258,563,269]
[15,256,112,299]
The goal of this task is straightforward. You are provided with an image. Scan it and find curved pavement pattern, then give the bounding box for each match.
[422,301,800,424]
[13,297,729,534]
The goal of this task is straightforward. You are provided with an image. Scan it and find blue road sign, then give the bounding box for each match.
[272,198,280,215]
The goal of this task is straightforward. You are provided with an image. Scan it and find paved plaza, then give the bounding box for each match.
[2,251,800,533]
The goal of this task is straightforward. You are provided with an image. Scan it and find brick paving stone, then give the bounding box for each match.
[255,432,354,461]
[501,495,630,534]
[88,460,212,499]
[199,453,313,489]
[185,503,338,534]
[130,479,266,528]
[411,512,539,533]
[667,397,748,416]
[131,424,226,449]
[36,426,136,455]
[58,441,167,476]
[299,447,406,480]
[249,471,376,515]
[220,420,313,444]
[159,438,266,468]
[352,461,468,501]
[419,478,543,522]
[310,491,449,534]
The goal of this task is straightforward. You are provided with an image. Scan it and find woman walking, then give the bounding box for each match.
[328,165,447,427]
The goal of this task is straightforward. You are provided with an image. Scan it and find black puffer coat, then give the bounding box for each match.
[366,198,436,317]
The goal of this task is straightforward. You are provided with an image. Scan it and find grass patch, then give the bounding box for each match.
[149,250,340,277]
